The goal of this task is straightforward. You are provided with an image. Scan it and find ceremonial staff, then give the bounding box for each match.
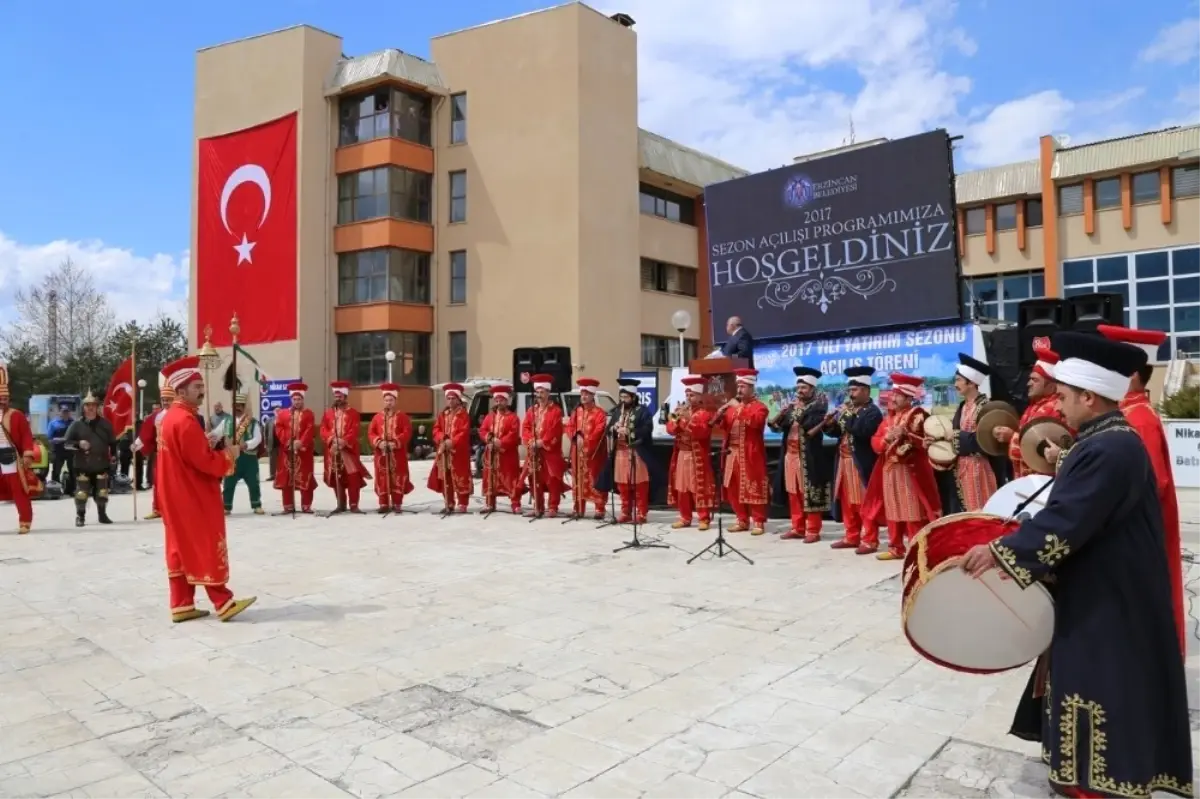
[130,337,138,521]
[289,410,298,520]
[438,436,455,516]
[227,314,240,448]
[382,409,396,518]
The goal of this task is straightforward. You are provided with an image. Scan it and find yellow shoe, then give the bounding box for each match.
[698,521,710,531]
[145,511,161,520]
[876,550,903,561]
[670,520,690,530]
[218,596,257,622]
[751,527,766,536]
[18,523,30,535]
[171,609,210,623]
[253,507,265,515]
[728,523,749,533]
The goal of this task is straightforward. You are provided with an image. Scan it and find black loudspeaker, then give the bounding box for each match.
[1017,298,1066,368]
[983,326,1027,411]
[1066,292,1123,334]
[512,347,542,393]
[538,346,573,393]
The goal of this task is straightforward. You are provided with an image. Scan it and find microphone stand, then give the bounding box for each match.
[688,422,753,565]
[595,419,622,530]
[562,416,588,524]
[481,431,496,519]
[612,412,667,553]
[318,412,345,518]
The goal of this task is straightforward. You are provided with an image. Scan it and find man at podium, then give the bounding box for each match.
[707,316,755,367]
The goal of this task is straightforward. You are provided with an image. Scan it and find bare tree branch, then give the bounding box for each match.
[1,258,116,364]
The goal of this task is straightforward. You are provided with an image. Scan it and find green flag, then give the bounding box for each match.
[234,343,270,388]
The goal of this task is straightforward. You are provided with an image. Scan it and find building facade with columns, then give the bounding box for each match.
[956,125,1200,364]
[191,2,1199,417]
[190,4,743,417]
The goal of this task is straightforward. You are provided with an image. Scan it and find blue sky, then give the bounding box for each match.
[0,0,1196,326]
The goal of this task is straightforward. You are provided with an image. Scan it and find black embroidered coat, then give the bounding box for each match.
[989,411,1193,799]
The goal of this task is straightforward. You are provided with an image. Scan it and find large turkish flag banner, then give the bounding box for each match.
[196,113,298,347]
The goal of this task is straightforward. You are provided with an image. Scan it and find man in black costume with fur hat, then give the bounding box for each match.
[962,331,1192,799]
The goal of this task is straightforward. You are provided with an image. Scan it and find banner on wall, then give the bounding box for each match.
[196,113,298,347]
[704,130,961,341]
[656,323,986,441]
[618,370,659,412]
[1165,420,1200,489]
[259,378,300,429]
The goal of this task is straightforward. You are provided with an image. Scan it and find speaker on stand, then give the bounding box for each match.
[538,347,574,394]
[1065,293,1124,335]
[512,348,543,394]
[1016,298,1066,368]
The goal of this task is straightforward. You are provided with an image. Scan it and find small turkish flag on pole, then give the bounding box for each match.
[103,356,136,436]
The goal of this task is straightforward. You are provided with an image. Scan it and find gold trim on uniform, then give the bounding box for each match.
[1050,693,1194,798]
[989,540,1034,588]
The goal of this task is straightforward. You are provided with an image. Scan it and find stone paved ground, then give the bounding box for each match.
[1,462,1197,798]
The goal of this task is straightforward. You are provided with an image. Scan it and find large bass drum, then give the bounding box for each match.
[902,512,1055,674]
[983,474,1054,520]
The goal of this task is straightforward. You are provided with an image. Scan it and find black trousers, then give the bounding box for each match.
[51,449,69,484]
[118,448,133,478]
[74,471,110,517]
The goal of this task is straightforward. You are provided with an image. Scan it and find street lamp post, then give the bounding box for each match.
[385,350,396,383]
[670,310,693,369]
[136,379,146,419]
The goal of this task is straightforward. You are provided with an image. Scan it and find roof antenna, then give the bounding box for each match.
[846,115,856,146]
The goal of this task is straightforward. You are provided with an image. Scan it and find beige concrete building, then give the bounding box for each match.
[190,2,1199,417]
[190,3,744,418]
[956,126,1200,370]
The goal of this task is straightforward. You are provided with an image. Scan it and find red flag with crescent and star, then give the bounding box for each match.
[103,356,136,436]
[196,113,298,347]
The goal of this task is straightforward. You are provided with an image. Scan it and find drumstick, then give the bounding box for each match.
[974,574,1033,631]
[1014,492,1047,506]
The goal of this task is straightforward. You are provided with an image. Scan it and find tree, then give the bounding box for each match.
[3,258,116,365]
[104,317,188,403]
[0,343,54,410]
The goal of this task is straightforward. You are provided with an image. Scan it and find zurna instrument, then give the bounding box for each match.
[902,512,1055,674]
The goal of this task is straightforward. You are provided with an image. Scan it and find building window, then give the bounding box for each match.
[1060,246,1200,360]
[338,87,431,147]
[641,335,698,368]
[1173,164,1199,198]
[337,249,431,305]
[337,331,431,386]
[337,166,432,225]
[1025,199,1044,228]
[638,183,695,225]
[449,332,467,382]
[1094,177,1121,210]
[994,203,1017,232]
[449,171,467,223]
[963,207,986,235]
[448,250,467,305]
[961,271,1046,322]
[640,259,697,297]
[450,93,467,144]
[1059,183,1084,215]
[1131,170,1160,203]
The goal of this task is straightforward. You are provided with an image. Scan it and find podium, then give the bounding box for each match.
[687,357,749,412]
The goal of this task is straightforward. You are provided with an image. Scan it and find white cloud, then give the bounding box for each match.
[611,0,1193,171]
[0,232,188,328]
[1139,18,1200,66]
